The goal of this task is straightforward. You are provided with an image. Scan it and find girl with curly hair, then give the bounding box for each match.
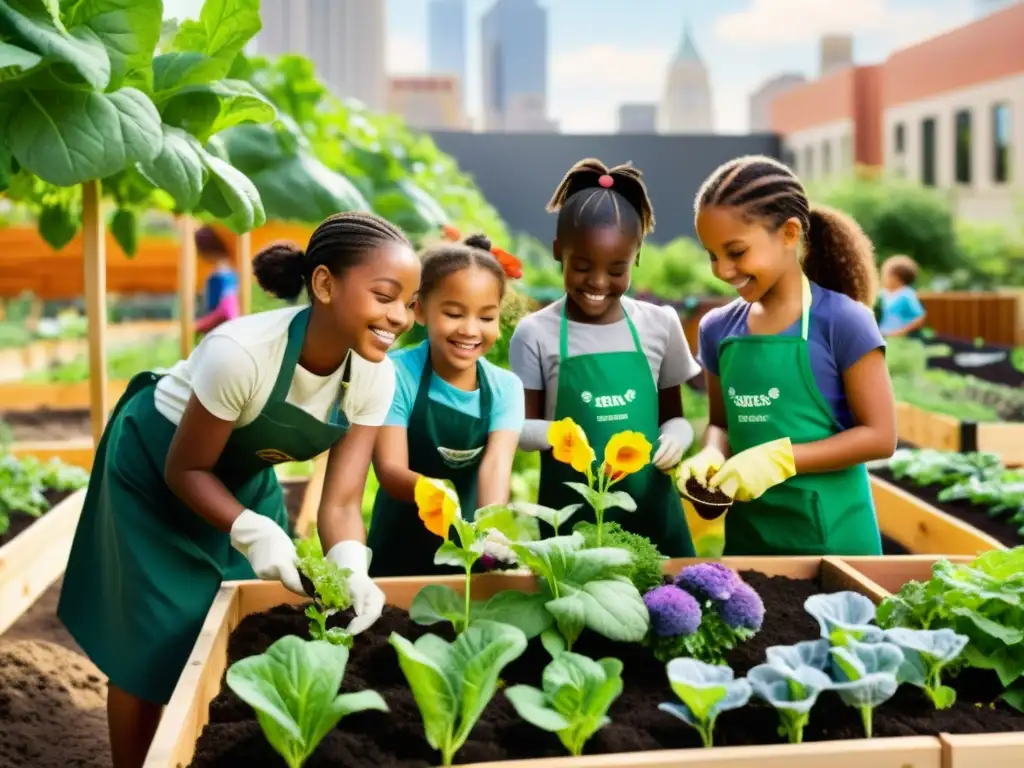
[677,155,896,556]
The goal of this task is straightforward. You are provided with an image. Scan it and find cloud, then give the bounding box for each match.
[387,31,427,74]
[714,0,965,46]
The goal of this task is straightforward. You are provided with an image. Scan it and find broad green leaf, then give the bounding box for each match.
[0,39,43,84]
[110,207,137,256]
[504,685,572,732]
[600,490,637,513]
[38,199,79,249]
[136,124,205,210]
[473,503,541,543]
[249,153,370,223]
[6,86,161,185]
[474,590,553,639]
[389,632,459,751]
[151,50,221,93]
[63,0,162,90]
[564,481,602,510]
[409,584,463,627]
[198,149,265,233]
[546,594,586,649]
[0,0,110,90]
[160,78,275,142]
[170,0,260,77]
[434,540,480,571]
[0,144,11,192]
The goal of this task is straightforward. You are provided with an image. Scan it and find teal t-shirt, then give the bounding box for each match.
[879,286,925,334]
[384,341,525,433]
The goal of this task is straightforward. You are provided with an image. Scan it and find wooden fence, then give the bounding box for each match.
[918,291,1023,347]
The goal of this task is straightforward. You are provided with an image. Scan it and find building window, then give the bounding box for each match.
[921,117,936,186]
[894,123,905,153]
[804,146,814,179]
[822,141,832,176]
[993,102,1011,184]
[955,109,972,184]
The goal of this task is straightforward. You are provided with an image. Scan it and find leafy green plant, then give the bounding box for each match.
[828,639,904,738]
[659,658,751,748]
[505,651,623,756]
[294,528,353,647]
[510,532,650,653]
[389,621,528,766]
[574,520,666,594]
[409,584,551,639]
[0,452,88,536]
[226,635,388,768]
[883,627,969,709]
[804,592,883,647]
[748,645,832,744]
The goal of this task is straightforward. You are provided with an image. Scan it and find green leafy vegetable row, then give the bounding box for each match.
[0,451,89,536]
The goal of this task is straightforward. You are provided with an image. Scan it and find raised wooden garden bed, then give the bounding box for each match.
[869,475,1005,555]
[897,402,1024,468]
[143,556,962,768]
[0,488,86,635]
[0,379,129,413]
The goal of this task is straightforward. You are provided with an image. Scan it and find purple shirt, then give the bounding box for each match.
[697,282,885,429]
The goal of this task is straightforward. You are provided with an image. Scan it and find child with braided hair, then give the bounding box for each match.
[510,158,699,557]
[677,155,896,556]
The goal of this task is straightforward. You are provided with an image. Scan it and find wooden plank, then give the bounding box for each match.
[179,217,197,359]
[9,439,95,470]
[235,232,252,316]
[975,422,1024,467]
[0,489,86,634]
[941,732,1024,768]
[294,452,328,538]
[840,556,973,596]
[0,380,130,412]
[896,403,961,452]
[144,557,942,768]
[81,179,108,446]
[870,474,1005,555]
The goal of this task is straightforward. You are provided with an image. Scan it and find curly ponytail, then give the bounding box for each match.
[695,155,877,306]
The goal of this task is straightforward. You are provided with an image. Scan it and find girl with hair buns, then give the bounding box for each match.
[58,212,421,768]
[510,158,700,557]
[678,154,896,556]
[369,231,526,577]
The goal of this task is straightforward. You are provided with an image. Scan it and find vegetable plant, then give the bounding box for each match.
[410,476,540,634]
[574,520,666,594]
[390,620,528,766]
[804,591,883,647]
[659,658,752,748]
[828,639,904,738]
[0,452,88,536]
[546,417,652,546]
[505,651,623,756]
[643,563,764,664]
[295,528,353,647]
[226,635,388,768]
[410,583,551,640]
[883,627,968,709]
[748,642,832,744]
[509,531,650,654]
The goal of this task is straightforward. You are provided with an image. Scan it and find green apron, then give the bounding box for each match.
[535,302,695,557]
[58,307,353,704]
[367,341,492,577]
[719,276,882,556]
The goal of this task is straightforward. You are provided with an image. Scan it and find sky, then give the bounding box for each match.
[163,0,991,133]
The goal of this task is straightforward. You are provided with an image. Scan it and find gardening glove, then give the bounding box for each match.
[708,437,796,502]
[674,446,727,492]
[229,510,305,595]
[326,540,385,635]
[652,418,695,471]
[519,419,553,452]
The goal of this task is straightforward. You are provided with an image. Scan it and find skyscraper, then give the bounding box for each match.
[428,0,467,111]
[480,0,554,132]
[257,0,386,111]
[659,21,713,134]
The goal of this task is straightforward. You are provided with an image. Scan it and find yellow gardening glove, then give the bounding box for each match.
[674,445,727,492]
[707,438,796,502]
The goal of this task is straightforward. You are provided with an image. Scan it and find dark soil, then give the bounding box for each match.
[1,409,92,441]
[924,335,1024,389]
[0,490,72,548]
[682,478,731,520]
[872,467,1019,548]
[881,535,909,555]
[189,570,1023,767]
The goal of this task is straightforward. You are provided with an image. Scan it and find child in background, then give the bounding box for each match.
[510,158,699,557]
[369,233,525,577]
[195,226,241,333]
[878,255,927,337]
[678,154,896,556]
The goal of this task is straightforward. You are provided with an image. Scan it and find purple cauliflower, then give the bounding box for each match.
[719,581,765,631]
[643,585,702,637]
[675,562,741,601]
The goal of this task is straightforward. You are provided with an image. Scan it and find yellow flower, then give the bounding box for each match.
[414,476,460,539]
[603,431,652,479]
[547,417,596,474]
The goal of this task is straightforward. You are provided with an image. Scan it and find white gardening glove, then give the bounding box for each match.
[229,510,305,595]
[675,445,728,491]
[520,419,553,452]
[652,417,695,471]
[326,540,385,635]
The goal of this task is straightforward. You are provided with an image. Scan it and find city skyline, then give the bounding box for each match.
[164,0,983,133]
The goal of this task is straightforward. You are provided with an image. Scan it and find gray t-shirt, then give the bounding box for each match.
[510,296,702,420]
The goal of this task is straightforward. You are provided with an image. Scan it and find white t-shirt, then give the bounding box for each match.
[153,306,395,429]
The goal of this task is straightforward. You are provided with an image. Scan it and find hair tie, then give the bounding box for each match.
[598,174,614,188]
[490,246,523,280]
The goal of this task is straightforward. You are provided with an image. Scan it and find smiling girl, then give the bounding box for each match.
[368,232,525,577]
[678,154,896,556]
[510,158,699,557]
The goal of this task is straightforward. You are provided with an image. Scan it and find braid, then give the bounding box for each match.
[253,211,411,301]
[547,158,655,247]
[419,232,506,301]
[694,155,877,306]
